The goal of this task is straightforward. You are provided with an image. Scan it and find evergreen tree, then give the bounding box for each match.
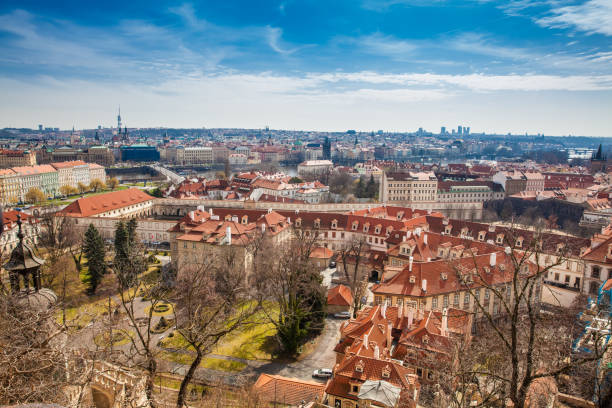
[355,176,365,198]
[365,174,377,198]
[500,200,514,220]
[114,219,145,287]
[83,224,105,295]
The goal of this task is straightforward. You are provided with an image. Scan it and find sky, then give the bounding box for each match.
[0,0,611,135]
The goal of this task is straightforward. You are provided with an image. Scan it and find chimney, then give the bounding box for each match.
[402,235,406,242]
[387,321,392,348]
[505,246,512,255]
[374,345,380,359]
[409,256,413,272]
[287,217,291,224]
[363,334,368,349]
[407,307,414,327]
[189,210,195,221]
[423,233,428,245]
[261,223,266,234]
[226,226,232,245]
[441,308,448,337]
[381,303,387,319]
[490,252,497,266]
[422,279,427,293]
[210,208,214,216]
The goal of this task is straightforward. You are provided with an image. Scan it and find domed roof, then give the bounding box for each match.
[16,288,58,311]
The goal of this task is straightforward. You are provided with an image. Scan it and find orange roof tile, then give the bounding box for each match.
[253,374,325,406]
[58,188,153,217]
[327,285,353,307]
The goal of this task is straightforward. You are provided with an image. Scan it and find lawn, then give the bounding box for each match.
[160,304,279,361]
[39,186,129,207]
[159,351,247,373]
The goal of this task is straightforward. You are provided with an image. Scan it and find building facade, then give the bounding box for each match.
[379,171,438,203]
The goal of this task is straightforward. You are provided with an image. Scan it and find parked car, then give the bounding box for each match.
[312,368,333,379]
[334,311,351,319]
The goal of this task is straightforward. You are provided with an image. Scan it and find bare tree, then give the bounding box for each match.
[448,225,611,408]
[337,236,369,317]
[254,228,327,355]
[113,242,165,408]
[171,246,262,408]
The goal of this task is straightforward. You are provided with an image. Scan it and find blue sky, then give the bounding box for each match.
[1,0,611,135]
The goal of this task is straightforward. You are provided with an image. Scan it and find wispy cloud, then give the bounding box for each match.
[168,3,208,29]
[537,0,612,36]
[265,26,299,55]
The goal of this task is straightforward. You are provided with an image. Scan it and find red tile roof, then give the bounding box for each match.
[58,188,153,217]
[327,285,353,307]
[252,374,324,406]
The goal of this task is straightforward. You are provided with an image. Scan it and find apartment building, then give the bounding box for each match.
[0,169,20,205]
[1,210,40,256]
[379,171,438,203]
[492,170,528,196]
[182,147,213,165]
[12,164,59,200]
[0,149,36,168]
[436,181,504,203]
[297,160,333,178]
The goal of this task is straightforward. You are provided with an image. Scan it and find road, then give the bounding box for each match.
[248,317,343,382]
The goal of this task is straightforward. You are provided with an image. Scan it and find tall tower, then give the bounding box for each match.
[117,106,122,130]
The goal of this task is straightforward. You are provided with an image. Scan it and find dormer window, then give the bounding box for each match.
[352,221,358,231]
[478,231,486,241]
[314,218,320,229]
[445,225,452,234]
[496,234,504,244]
[441,273,448,280]
[386,226,393,236]
[382,365,391,379]
[516,236,524,248]
[409,275,416,283]
[375,224,381,234]
[461,227,468,237]
[355,360,364,373]
[363,223,370,233]
[295,218,302,228]
[331,219,338,229]
[556,243,564,254]
[422,335,429,344]
[241,215,248,225]
[225,214,232,221]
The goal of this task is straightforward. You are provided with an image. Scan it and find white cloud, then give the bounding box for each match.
[168,3,207,29]
[537,0,612,36]
[265,26,298,55]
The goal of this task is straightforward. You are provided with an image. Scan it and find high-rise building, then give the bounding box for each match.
[117,106,122,130]
[465,126,470,135]
[458,125,463,135]
[440,126,446,135]
[322,136,331,160]
[38,124,43,131]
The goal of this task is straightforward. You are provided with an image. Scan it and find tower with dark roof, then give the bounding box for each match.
[3,210,45,294]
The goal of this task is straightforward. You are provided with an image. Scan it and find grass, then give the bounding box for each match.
[153,375,208,394]
[38,186,130,207]
[160,304,279,361]
[93,329,134,347]
[159,351,247,373]
[145,302,175,317]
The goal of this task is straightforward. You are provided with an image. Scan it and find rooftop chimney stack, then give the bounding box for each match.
[226,226,232,245]
[422,279,427,293]
[423,233,428,245]
[441,308,448,337]
[407,307,414,328]
[409,256,414,272]
[374,345,380,359]
[490,252,497,266]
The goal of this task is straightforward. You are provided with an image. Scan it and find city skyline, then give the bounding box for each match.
[1,0,611,135]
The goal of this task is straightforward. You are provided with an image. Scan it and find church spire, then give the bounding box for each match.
[117,105,122,130]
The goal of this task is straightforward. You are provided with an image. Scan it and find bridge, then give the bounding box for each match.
[150,165,185,185]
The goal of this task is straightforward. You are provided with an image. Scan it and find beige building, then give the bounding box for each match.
[0,169,20,205]
[0,149,36,168]
[379,171,438,203]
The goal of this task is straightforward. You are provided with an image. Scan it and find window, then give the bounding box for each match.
[554,273,560,281]
[352,385,359,393]
[463,293,470,307]
[565,275,570,283]
[432,297,438,309]
[592,266,601,279]
[416,368,423,377]
[443,295,449,308]
[453,293,459,307]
